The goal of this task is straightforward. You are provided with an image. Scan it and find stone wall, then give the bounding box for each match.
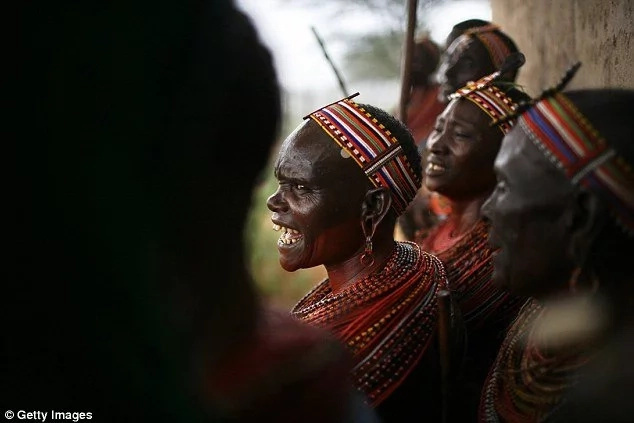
[491,0,633,95]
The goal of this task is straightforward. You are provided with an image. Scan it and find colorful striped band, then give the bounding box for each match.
[449,24,512,71]
[519,93,634,234]
[305,95,421,215]
[449,72,519,134]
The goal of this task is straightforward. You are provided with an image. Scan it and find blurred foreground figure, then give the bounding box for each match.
[417,61,528,420]
[480,66,634,422]
[11,1,370,421]
[267,96,451,421]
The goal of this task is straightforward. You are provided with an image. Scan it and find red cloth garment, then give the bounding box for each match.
[406,85,446,147]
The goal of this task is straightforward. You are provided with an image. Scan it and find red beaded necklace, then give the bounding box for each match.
[419,219,522,328]
[480,299,594,422]
[292,241,447,406]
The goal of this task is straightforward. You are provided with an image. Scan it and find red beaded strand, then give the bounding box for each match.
[291,241,447,406]
[479,299,594,422]
[418,219,522,328]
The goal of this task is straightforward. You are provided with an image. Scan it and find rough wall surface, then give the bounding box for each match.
[491,0,633,95]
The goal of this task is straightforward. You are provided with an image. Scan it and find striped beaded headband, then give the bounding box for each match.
[449,70,520,134]
[303,93,421,215]
[519,92,634,235]
[449,24,512,71]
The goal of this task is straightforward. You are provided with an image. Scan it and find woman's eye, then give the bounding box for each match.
[460,58,475,69]
[295,184,306,190]
[495,180,507,193]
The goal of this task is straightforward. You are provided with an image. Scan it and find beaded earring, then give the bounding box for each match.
[360,220,376,267]
[568,266,582,293]
[568,266,600,294]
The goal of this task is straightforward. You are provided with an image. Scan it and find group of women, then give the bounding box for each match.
[19,0,629,421]
[267,19,634,423]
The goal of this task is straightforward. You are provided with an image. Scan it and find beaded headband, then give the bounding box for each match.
[449,24,512,71]
[448,69,521,134]
[519,92,634,234]
[304,93,421,215]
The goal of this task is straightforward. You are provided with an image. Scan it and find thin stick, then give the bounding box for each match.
[311,26,349,97]
[437,289,452,423]
[399,0,418,120]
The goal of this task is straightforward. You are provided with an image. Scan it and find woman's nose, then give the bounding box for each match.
[481,193,495,220]
[266,188,288,213]
[445,60,457,78]
[427,130,449,155]
[436,66,447,85]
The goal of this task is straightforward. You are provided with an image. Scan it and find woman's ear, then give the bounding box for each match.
[361,187,392,227]
[567,189,607,266]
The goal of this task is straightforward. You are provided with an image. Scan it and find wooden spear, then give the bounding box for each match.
[399,0,418,121]
[311,26,349,97]
[437,289,452,423]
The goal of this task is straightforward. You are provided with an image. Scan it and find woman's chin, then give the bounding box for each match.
[440,84,456,99]
[277,238,306,272]
[279,260,300,273]
[424,181,449,197]
[490,267,509,291]
[491,250,510,288]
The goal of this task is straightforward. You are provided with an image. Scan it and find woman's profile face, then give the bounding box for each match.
[425,99,502,200]
[438,39,496,99]
[267,120,370,272]
[482,126,575,298]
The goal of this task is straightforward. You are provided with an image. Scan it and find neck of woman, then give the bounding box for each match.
[325,230,397,295]
[445,193,490,237]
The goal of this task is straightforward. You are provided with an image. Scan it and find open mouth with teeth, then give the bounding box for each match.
[273,224,304,247]
[425,162,447,176]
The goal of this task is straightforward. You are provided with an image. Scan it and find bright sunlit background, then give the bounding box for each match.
[238,0,490,308]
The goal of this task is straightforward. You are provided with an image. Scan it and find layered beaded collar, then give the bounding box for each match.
[292,242,447,406]
[480,299,594,422]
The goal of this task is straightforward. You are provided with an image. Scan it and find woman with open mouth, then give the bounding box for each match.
[417,57,530,420]
[267,94,450,422]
